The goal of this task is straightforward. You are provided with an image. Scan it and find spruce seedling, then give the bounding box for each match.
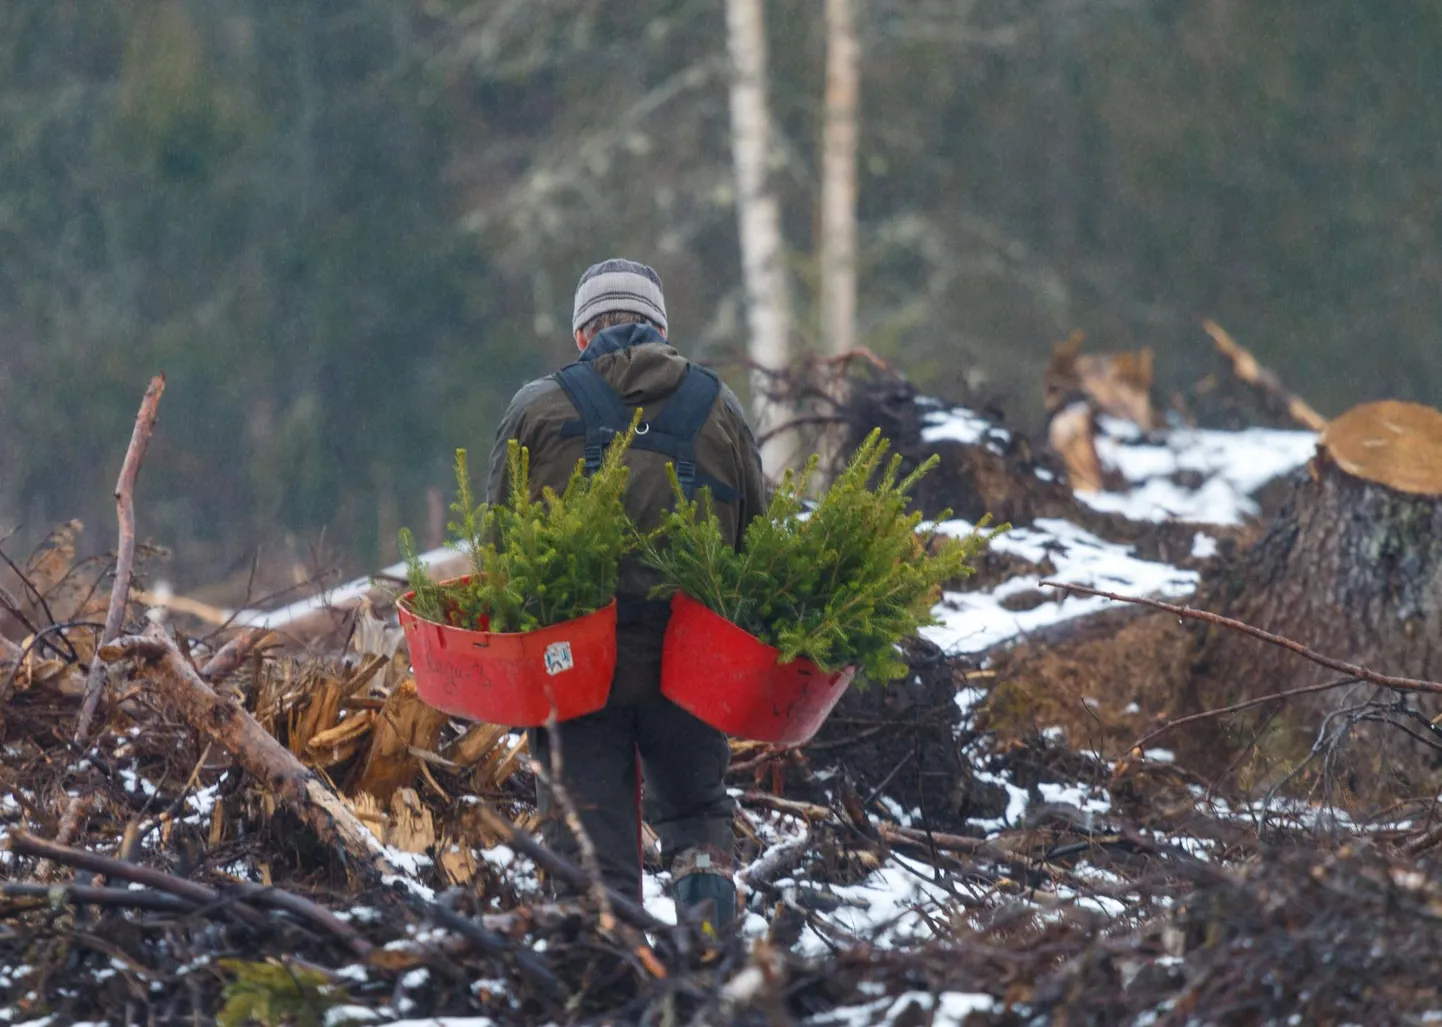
[639,429,1003,682]
[398,415,639,633]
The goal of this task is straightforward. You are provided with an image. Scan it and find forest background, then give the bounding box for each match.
[2,0,1438,590]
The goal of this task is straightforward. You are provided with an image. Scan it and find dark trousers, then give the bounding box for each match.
[529,692,735,900]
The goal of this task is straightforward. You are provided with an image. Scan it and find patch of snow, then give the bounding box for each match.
[643,871,677,925]
[797,854,957,956]
[936,992,997,1023]
[117,768,158,798]
[920,405,1011,450]
[954,686,987,717]
[923,518,1198,654]
[1143,748,1175,763]
[1190,532,1219,559]
[973,770,1029,827]
[1082,423,1316,525]
[1037,781,1112,816]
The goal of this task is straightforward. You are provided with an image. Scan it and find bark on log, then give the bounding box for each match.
[1185,401,1442,796]
[102,632,402,883]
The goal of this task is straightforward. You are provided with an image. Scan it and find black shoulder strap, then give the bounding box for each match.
[553,363,632,474]
[552,361,736,503]
[646,366,721,497]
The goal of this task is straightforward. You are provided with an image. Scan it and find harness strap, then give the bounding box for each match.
[552,363,737,504]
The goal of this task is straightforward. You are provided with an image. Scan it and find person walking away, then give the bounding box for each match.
[486,259,767,933]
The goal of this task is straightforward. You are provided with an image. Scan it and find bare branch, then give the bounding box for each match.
[1040,580,1442,695]
[76,373,166,745]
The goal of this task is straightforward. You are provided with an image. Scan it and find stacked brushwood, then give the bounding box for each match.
[11,361,1442,1023]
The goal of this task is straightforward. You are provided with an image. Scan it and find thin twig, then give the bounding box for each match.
[6,831,372,957]
[35,794,94,882]
[1129,677,1361,754]
[0,620,107,710]
[0,546,76,661]
[471,803,673,938]
[1039,581,1442,695]
[76,374,166,745]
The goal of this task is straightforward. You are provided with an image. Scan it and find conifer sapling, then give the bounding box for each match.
[397,417,638,633]
[639,429,1002,682]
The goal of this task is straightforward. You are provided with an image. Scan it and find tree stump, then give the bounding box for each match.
[1185,401,1442,798]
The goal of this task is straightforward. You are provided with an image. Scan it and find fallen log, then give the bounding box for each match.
[100,631,403,884]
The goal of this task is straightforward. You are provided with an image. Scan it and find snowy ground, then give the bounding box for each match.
[918,403,1316,659]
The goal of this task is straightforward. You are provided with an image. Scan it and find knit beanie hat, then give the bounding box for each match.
[571,258,668,334]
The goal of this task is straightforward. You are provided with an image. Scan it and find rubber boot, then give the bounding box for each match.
[671,845,738,940]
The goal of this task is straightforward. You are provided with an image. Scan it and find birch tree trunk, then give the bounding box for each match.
[725,0,795,476]
[819,0,859,358]
[814,0,861,484]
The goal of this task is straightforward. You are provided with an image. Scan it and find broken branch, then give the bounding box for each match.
[1202,320,1327,432]
[76,373,166,745]
[100,631,402,884]
[200,628,271,681]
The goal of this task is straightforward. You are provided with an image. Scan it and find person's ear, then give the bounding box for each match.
[575,328,587,351]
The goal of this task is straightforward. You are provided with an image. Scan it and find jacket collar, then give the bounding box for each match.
[579,322,667,363]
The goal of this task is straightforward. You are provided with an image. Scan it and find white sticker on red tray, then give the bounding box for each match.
[544,641,574,676]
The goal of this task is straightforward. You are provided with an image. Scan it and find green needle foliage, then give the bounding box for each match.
[639,429,1004,683]
[397,417,638,633]
[217,959,342,1027]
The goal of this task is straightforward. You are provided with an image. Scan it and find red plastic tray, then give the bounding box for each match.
[398,580,615,726]
[660,591,855,744]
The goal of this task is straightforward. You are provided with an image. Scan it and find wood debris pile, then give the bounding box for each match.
[6,338,1442,1023]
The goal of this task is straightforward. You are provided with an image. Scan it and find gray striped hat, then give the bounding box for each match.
[571,258,668,334]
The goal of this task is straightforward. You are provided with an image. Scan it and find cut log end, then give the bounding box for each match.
[1321,400,1442,496]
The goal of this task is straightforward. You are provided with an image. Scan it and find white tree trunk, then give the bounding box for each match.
[725,0,795,476]
[819,0,860,358]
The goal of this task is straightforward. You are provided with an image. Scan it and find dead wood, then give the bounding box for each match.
[100,631,403,883]
[0,882,197,913]
[200,628,271,680]
[1203,320,1328,432]
[35,793,93,882]
[351,679,448,803]
[1044,330,1157,430]
[7,830,268,927]
[76,373,166,745]
[7,831,372,957]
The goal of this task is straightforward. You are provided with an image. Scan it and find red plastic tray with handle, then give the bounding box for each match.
[398,577,615,726]
[660,591,855,745]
